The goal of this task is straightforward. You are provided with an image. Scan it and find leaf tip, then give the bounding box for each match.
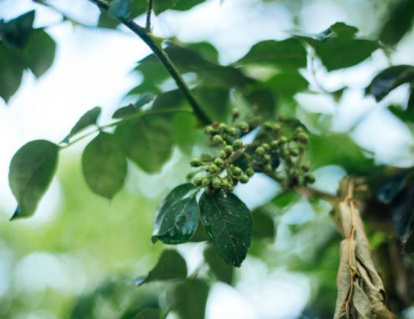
[10,206,20,221]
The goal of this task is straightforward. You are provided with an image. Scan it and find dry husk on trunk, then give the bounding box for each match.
[333,179,395,319]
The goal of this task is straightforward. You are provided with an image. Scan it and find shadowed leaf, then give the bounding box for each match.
[0,10,34,49]
[380,0,414,46]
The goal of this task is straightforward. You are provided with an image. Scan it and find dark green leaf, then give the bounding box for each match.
[192,87,230,122]
[377,171,410,204]
[380,0,414,46]
[136,250,187,286]
[108,0,132,19]
[302,23,379,71]
[245,89,276,118]
[203,245,234,284]
[199,190,252,267]
[252,209,275,240]
[152,90,184,110]
[112,94,155,119]
[172,112,200,154]
[389,104,414,123]
[0,43,24,102]
[390,185,414,243]
[115,115,174,173]
[9,140,59,219]
[134,308,161,319]
[170,279,209,319]
[271,190,300,209]
[265,71,308,98]
[97,10,120,29]
[366,65,414,102]
[236,39,307,69]
[68,107,102,139]
[152,183,199,244]
[82,132,127,199]
[307,133,374,175]
[0,11,34,49]
[22,29,56,78]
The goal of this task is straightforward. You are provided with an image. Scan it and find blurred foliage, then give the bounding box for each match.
[2,0,414,318]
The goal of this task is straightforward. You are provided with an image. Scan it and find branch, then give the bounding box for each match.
[146,0,154,31]
[87,0,212,124]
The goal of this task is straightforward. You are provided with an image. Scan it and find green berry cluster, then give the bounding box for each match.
[189,118,315,193]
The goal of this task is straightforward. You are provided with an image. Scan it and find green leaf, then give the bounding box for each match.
[112,94,155,119]
[192,87,230,122]
[380,0,414,46]
[265,71,308,98]
[152,183,199,244]
[172,112,200,154]
[82,132,127,199]
[0,10,35,49]
[115,115,174,173]
[199,190,252,267]
[252,209,275,240]
[0,43,24,102]
[154,0,205,15]
[366,65,414,102]
[133,308,161,319]
[170,279,209,319]
[22,29,56,78]
[136,250,187,286]
[244,89,276,118]
[203,245,234,284]
[307,133,374,175]
[108,0,132,19]
[236,39,307,69]
[390,185,414,243]
[152,90,184,110]
[377,171,410,204]
[304,23,379,71]
[68,107,102,140]
[9,140,59,219]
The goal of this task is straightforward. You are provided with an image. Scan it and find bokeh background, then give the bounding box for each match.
[1,0,414,318]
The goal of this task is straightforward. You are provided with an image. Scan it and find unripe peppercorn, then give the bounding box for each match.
[228,127,237,136]
[271,140,279,149]
[221,179,229,188]
[255,146,265,156]
[289,148,300,156]
[297,133,309,144]
[193,177,203,186]
[232,108,240,119]
[213,135,224,144]
[305,174,316,184]
[301,163,310,172]
[212,177,221,189]
[233,139,243,149]
[190,158,203,167]
[273,123,282,133]
[279,136,288,144]
[209,164,219,174]
[264,122,273,130]
[262,143,270,151]
[264,154,271,162]
[238,122,249,132]
[204,126,215,134]
[218,123,227,132]
[225,183,234,192]
[214,158,224,166]
[240,174,249,183]
[246,167,254,177]
[219,150,227,159]
[224,145,233,155]
[264,164,272,172]
[202,177,210,187]
[231,167,242,176]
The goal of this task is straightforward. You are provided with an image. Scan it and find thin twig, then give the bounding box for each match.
[87,0,212,124]
[146,0,154,31]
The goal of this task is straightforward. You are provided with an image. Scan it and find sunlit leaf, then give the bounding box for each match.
[192,86,230,122]
[265,71,308,98]
[0,43,24,102]
[152,183,199,244]
[199,190,252,267]
[65,107,101,142]
[115,115,174,173]
[9,140,59,219]
[236,39,307,69]
[136,250,187,286]
[302,22,379,71]
[307,133,374,175]
[203,245,234,284]
[22,29,56,78]
[0,10,34,49]
[82,132,127,199]
[169,279,209,319]
[380,0,414,46]
[366,65,414,102]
